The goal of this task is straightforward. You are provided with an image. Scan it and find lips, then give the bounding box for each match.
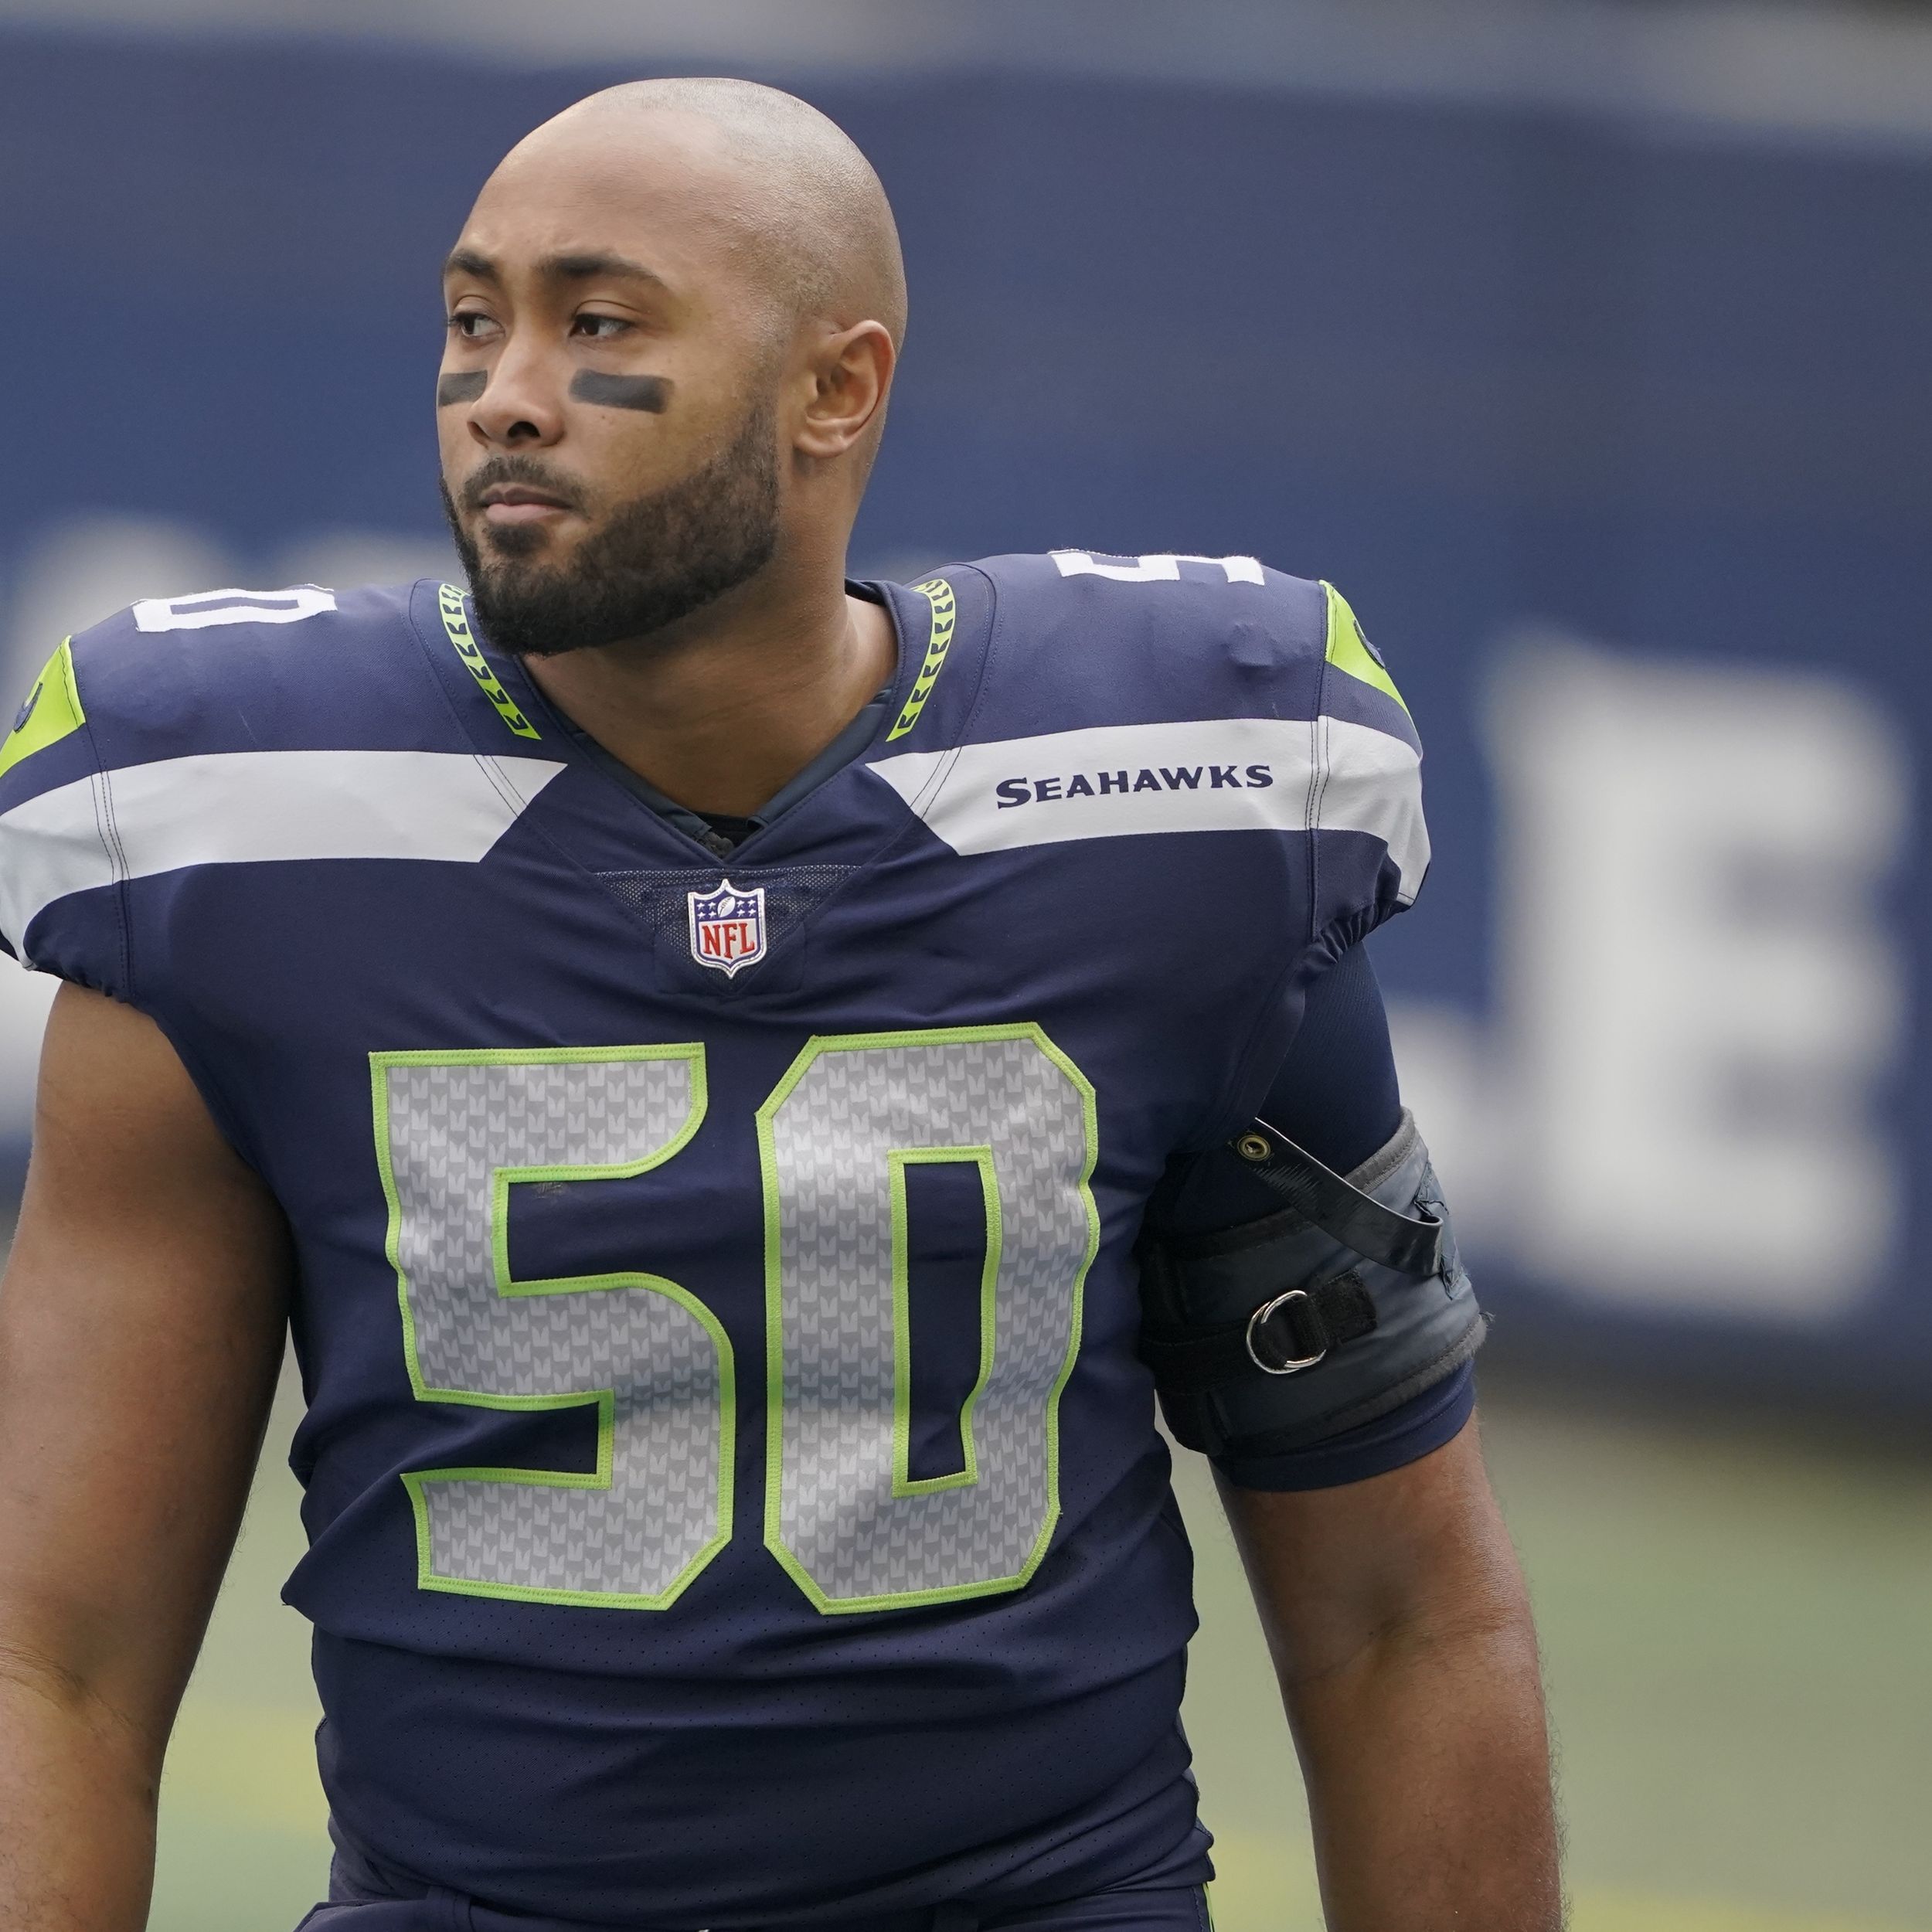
[475,481,578,529]
[478,484,573,510]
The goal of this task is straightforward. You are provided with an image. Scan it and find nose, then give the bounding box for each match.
[461,332,565,449]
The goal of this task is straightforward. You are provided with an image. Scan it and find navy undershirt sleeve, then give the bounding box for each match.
[1156,943,1475,1492]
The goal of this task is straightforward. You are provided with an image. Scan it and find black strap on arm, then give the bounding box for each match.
[1138,1270,1376,1392]
[1234,1117,1446,1279]
[1138,1112,1477,1453]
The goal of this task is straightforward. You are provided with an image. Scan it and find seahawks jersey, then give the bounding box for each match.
[0,553,1427,1926]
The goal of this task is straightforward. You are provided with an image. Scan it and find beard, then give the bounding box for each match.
[441,397,781,658]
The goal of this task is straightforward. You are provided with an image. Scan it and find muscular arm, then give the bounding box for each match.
[1220,1421,1561,1930]
[0,985,291,1931]
[1166,946,1555,1919]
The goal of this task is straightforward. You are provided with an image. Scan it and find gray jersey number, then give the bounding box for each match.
[375,1027,1097,1614]
[760,1027,1099,1612]
[375,1046,732,1610]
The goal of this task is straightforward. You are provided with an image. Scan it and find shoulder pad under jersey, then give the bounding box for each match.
[867,549,1428,935]
[0,580,563,984]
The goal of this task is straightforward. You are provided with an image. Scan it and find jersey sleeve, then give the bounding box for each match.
[0,632,128,996]
[1213,1366,1475,1492]
[1304,580,1430,951]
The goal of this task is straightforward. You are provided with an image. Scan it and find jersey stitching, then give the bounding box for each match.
[898,740,967,819]
[1193,920,1312,1152]
[950,565,1005,753]
[400,582,619,893]
[66,660,264,1166]
[470,750,533,818]
[1191,598,1342,1148]
[1307,655,1335,945]
[81,726,134,995]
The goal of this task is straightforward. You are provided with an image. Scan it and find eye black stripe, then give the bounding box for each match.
[570,371,672,413]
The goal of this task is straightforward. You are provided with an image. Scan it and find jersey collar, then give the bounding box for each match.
[405,572,993,876]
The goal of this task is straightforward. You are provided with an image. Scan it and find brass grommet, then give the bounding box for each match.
[1235,1132,1272,1162]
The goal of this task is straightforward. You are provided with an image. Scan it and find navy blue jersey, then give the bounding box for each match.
[0,554,1428,1925]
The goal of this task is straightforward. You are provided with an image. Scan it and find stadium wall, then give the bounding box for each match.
[1,23,1927,1410]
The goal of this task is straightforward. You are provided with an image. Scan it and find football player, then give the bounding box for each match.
[0,80,1558,1932]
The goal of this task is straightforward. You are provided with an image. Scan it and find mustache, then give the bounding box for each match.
[457,453,591,515]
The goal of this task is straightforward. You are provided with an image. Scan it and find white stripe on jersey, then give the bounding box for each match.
[866,716,1428,900]
[0,750,566,958]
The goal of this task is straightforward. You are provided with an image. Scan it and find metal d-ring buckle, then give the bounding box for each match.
[1245,1289,1327,1376]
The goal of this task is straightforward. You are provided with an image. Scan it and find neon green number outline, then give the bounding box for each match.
[372,1043,732,1611]
[887,1145,1001,1498]
[757,1024,1100,1615]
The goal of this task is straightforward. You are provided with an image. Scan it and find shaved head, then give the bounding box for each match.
[496,78,906,348]
[437,78,904,658]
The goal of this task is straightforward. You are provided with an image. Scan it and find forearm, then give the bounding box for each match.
[1284,1596,1560,1930]
[0,1660,158,1932]
[1217,1422,1562,1930]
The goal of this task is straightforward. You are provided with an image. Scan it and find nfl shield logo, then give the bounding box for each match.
[687,879,767,978]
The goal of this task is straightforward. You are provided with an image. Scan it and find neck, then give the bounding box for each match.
[516,546,896,820]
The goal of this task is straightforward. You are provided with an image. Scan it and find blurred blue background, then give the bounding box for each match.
[1,4,1929,1927]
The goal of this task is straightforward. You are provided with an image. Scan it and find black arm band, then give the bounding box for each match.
[1138,1111,1485,1460]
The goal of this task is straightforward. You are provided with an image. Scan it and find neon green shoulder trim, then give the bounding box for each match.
[885,577,957,742]
[0,639,86,784]
[1321,582,1410,717]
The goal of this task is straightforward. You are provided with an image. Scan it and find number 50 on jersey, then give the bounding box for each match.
[374,1026,1099,1617]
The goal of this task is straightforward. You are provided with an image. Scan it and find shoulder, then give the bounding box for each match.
[949,549,1414,746]
[46,580,455,775]
[0,579,471,975]
[969,544,1315,603]
[870,552,1427,920]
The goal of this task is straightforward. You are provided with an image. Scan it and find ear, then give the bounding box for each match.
[794,320,895,461]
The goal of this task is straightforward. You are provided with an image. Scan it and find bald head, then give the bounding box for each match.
[498,78,906,348]
[437,79,904,658]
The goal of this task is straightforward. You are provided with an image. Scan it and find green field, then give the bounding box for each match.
[149,1372,1932,1932]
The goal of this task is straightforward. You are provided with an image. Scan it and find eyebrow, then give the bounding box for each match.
[543,250,669,289]
[441,247,669,292]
